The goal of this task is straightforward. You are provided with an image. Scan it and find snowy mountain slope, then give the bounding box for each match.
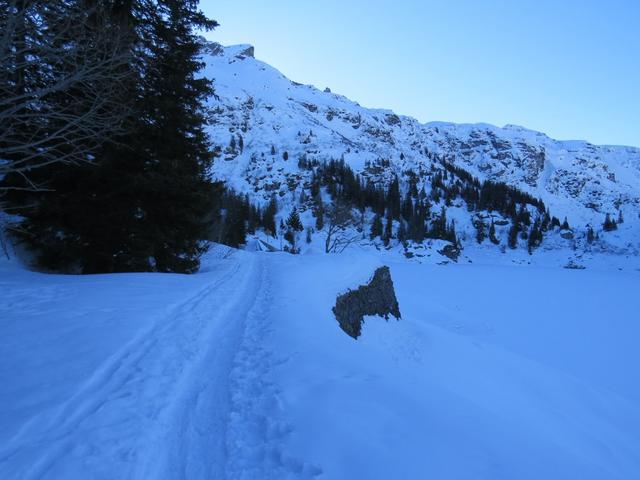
[201,43,640,253]
[2,250,639,479]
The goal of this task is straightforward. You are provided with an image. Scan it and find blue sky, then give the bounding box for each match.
[200,0,639,147]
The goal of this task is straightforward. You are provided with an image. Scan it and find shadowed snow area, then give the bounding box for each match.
[1,249,639,479]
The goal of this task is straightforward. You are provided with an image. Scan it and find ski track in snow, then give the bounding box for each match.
[0,254,298,480]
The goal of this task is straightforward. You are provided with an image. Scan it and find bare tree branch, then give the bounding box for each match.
[0,1,134,193]
[324,202,360,253]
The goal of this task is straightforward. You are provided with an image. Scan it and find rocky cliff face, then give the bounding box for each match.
[199,42,640,257]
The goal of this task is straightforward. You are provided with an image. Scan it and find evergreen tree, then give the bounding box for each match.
[315,209,324,231]
[527,221,542,253]
[221,194,247,248]
[4,1,218,273]
[489,221,500,245]
[370,213,383,239]
[475,218,486,244]
[262,197,277,237]
[286,207,303,232]
[397,220,407,243]
[387,176,401,219]
[508,223,519,249]
[383,211,393,246]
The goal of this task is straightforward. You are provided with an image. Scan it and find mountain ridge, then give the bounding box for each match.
[201,42,640,263]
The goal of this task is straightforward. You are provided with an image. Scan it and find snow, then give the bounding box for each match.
[200,43,640,257]
[1,248,639,478]
[0,251,265,478]
[266,253,640,479]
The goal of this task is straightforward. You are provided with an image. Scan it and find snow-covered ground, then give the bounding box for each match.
[1,249,639,479]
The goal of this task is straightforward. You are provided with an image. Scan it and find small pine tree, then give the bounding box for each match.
[383,212,393,246]
[262,197,277,237]
[475,219,486,244]
[561,217,570,230]
[286,207,303,232]
[370,214,383,239]
[489,221,500,245]
[508,223,519,249]
[315,204,325,230]
[283,151,289,161]
[397,220,407,243]
[527,222,542,253]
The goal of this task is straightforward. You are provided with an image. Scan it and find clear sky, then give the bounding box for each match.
[200,0,639,147]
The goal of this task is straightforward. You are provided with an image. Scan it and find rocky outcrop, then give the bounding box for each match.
[438,244,461,261]
[332,266,401,339]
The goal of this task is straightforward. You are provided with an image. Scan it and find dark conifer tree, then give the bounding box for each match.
[262,197,277,237]
[397,220,407,243]
[527,221,542,253]
[383,211,393,246]
[5,1,219,273]
[286,207,303,232]
[387,176,401,219]
[508,223,519,249]
[475,218,486,244]
[489,221,500,245]
[370,213,383,239]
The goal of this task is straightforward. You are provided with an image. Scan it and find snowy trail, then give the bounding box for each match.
[0,254,269,479]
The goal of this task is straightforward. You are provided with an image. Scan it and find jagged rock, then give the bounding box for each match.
[237,45,254,58]
[332,266,401,339]
[438,244,461,261]
[564,260,586,269]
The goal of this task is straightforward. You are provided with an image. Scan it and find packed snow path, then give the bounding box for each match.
[0,254,298,479]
